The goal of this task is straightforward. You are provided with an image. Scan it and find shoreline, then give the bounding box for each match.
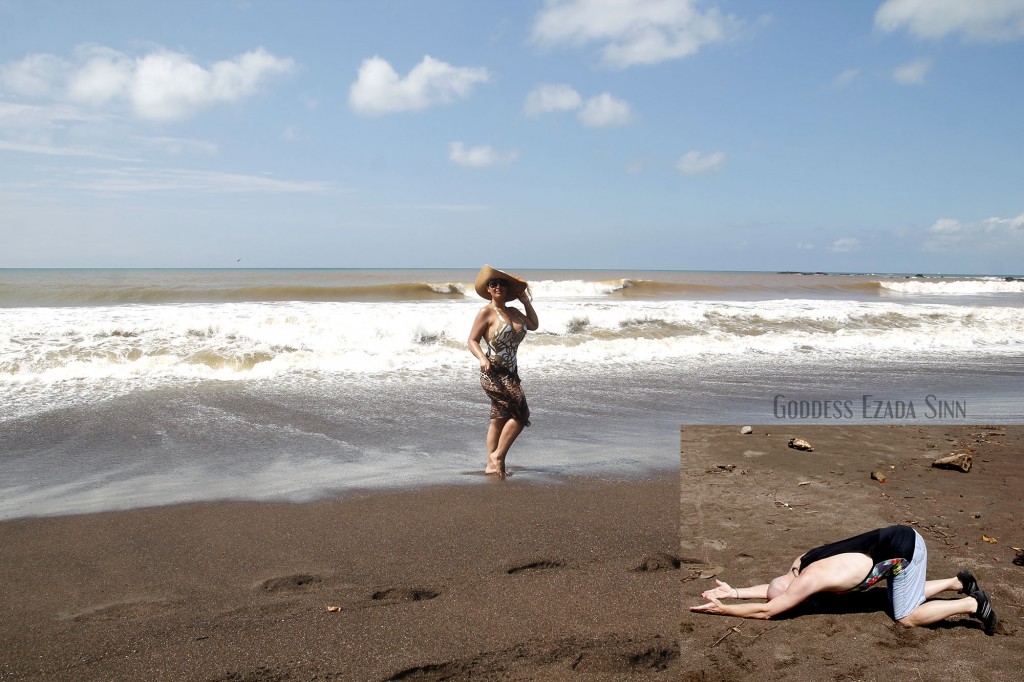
[0,471,680,681]
[0,459,680,522]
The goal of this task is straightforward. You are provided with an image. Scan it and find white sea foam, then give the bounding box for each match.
[524,279,630,298]
[2,297,1022,414]
[428,281,467,295]
[880,279,1024,295]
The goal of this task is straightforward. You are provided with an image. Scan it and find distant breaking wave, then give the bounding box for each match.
[4,273,1021,307]
[880,279,1024,295]
[0,281,470,307]
[525,278,722,298]
[0,277,721,306]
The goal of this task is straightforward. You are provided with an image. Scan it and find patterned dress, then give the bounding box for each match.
[480,306,530,425]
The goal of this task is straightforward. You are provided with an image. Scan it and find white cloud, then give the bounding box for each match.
[524,84,632,129]
[133,136,219,156]
[892,57,932,85]
[131,48,294,121]
[67,45,133,105]
[0,45,295,121]
[0,138,130,160]
[0,53,70,97]
[0,101,109,128]
[130,52,217,121]
[348,55,489,115]
[531,0,740,69]
[625,157,649,174]
[449,142,519,168]
[412,203,490,212]
[875,0,1024,43]
[828,237,860,253]
[795,242,815,250]
[65,167,332,194]
[577,92,632,127]
[832,68,860,88]
[524,83,583,116]
[0,102,224,160]
[924,212,1024,251]
[675,150,725,175]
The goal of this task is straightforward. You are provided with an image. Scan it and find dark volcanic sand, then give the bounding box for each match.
[680,424,1023,681]
[0,474,678,681]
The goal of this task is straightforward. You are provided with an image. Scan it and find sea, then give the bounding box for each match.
[2,268,1022,520]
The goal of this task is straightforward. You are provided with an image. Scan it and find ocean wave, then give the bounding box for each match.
[0,281,469,306]
[7,270,1022,308]
[526,279,631,297]
[880,279,1024,295]
[3,297,1022,422]
[3,299,1021,386]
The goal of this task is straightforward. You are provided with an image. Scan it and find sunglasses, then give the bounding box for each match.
[487,279,509,289]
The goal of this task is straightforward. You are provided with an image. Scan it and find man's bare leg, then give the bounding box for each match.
[898,596,977,627]
[924,576,961,598]
[899,572,993,627]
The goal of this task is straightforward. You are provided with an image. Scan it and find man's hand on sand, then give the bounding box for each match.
[701,579,734,601]
[690,597,726,614]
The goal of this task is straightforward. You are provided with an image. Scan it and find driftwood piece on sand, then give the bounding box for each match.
[931,453,972,473]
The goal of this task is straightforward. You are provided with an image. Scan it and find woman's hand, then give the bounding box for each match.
[701,579,735,601]
[517,292,539,330]
[479,357,491,373]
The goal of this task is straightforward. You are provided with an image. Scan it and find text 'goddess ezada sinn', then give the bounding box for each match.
[772,395,967,420]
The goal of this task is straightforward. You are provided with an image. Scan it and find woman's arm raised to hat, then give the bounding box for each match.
[518,293,539,330]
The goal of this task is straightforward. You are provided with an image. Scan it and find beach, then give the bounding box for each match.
[0,473,680,681]
[2,269,1023,679]
[681,424,1023,681]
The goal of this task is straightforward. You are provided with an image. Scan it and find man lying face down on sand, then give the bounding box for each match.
[690,525,996,635]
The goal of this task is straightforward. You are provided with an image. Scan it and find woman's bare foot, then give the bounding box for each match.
[485,453,507,476]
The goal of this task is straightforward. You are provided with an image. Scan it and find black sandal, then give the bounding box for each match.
[957,569,978,595]
[971,588,997,636]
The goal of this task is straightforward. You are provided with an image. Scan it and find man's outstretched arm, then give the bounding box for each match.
[692,573,820,620]
[700,579,769,601]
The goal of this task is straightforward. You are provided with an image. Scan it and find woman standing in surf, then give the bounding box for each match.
[468,265,539,477]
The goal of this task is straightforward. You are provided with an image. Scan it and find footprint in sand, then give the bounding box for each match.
[67,599,175,622]
[258,573,322,593]
[505,560,564,575]
[632,552,682,572]
[385,633,678,680]
[570,640,677,674]
[371,587,440,603]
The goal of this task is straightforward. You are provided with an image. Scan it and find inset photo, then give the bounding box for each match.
[680,425,1020,680]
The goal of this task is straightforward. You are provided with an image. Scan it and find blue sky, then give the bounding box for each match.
[1,0,1022,274]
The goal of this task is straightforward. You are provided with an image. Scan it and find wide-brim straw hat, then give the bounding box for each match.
[474,264,529,300]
